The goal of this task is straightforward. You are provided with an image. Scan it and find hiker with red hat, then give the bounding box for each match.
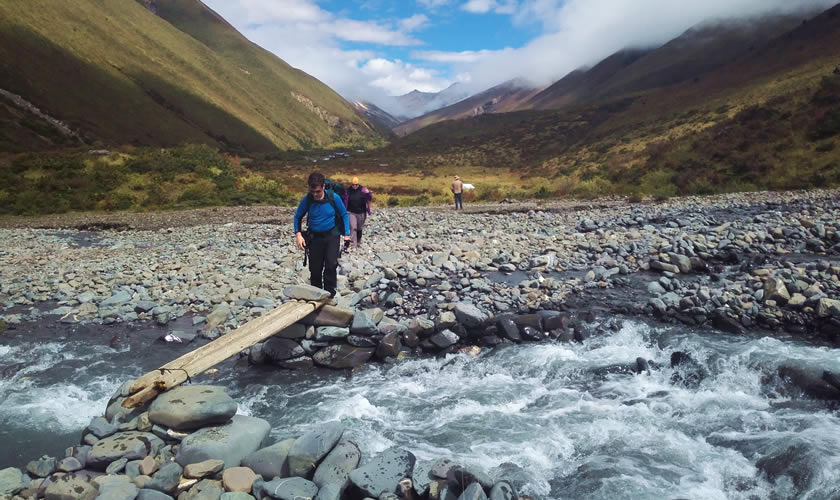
[342,176,374,249]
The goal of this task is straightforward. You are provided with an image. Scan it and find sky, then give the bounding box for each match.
[201,0,837,111]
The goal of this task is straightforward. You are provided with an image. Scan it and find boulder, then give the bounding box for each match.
[44,474,98,500]
[259,477,318,500]
[176,416,271,469]
[288,421,345,478]
[454,303,489,328]
[348,447,415,498]
[301,305,354,327]
[184,459,225,480]
[312,345,374,369]
[242,439,294,480]
[149,385,237,431]
[145,462,183,494]
[312,440,361,489]
[350,310,378,336]
[87,432,164,470]
[376,332,401,360]
[763,277,790,305]
[0,467,25,496]
[429,330,459,349]
[263,338,305,363]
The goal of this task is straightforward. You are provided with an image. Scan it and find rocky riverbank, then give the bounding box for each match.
[2,190,840,347]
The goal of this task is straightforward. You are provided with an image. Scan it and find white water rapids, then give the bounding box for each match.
[1,319,839,499]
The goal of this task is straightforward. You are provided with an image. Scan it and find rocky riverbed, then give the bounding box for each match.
[3,190,840,500]
[2,190,840,346]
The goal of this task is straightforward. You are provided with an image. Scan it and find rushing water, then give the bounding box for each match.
[1,317,839,499]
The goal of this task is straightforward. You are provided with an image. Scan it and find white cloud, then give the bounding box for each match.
[417,0,451,8]
[412,49,496,63]
[400,14,430,32]
[328,19,422,45]
[456,0,838,90]
[461,0,518,15]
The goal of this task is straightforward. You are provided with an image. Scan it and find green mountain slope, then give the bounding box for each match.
[384,4,840,197]
[0,0,386,153]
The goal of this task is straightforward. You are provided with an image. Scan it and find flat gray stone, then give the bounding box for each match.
[314,326,350,341]
[25,456,56,478]
[137,489,174,500]
[314,483,342,500]
[288,421,345,478]
[184,459,225,479]
[348,447,415,498]
[283,285,330,301]
[276,323,306,339]
[176,416,271,469]
[242,440,294,480]
[220,493,255,500]
[301,305,354,327]
[87,432,164,470]
[149,385,237,431]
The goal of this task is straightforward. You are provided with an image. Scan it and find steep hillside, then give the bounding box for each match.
[393,79,543,137]
[351,101,402,132]
[0,0,386,153]
[381,3,840,198]
[528,49,650,111]
[528,14,808,111]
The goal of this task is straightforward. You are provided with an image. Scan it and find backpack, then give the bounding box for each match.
[324,179,346,198]
[304,183,345,236]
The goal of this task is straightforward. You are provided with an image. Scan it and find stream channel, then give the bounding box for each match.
[1,315,839,499]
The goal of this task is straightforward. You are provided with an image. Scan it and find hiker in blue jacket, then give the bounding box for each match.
[293,172,350,297]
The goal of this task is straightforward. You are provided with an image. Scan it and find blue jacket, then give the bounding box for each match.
[293,191,350,235]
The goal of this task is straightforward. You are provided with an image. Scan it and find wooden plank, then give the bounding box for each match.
[123,299,325,408]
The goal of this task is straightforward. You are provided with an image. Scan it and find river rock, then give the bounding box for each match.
[184,459,225,479]
[220,493,254,500]
[0,467,25,496]
[287,421,345,478]
[148,385,237,431]
[454,303,489,328]
[314,326,350,341]
[176,416,271,468]
[430,329,459,348]
[87,432,164,470]
[348,447,415,498]
[312,345,374,369]
[489,481,517,500]
[763,277,790,305]
[26,456,56,478]
[283,285,330,301]
[259,477,318,500]
[97,480,139,500]
[778,363,840,400]
[350,310,378,335]
[241,439,294,480]
[145,462,183,494]
[312,440,361,489]
[313,483,342,500]
[376,332,401,359]
[221,467,258,493]
[275,323,306,339]
[816,298,840,318]
[87,416,118,439]
[44,474,98,500]
[135,488,174,500]
[263,338,305,362]
[301,305,354,327]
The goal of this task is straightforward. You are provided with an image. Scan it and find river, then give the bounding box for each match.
[1,317,839,499]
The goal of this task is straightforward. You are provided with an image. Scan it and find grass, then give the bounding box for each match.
[0,0,386,152]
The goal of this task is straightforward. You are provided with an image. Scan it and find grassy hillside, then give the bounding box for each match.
[372,4,840,200]
[0,0,386,153]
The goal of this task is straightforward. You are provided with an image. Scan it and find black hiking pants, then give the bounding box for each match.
[308,231,340,296]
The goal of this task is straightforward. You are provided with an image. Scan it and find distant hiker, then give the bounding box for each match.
[342,176,373,249]
[294,172,350,297]
[451,175,464,210]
